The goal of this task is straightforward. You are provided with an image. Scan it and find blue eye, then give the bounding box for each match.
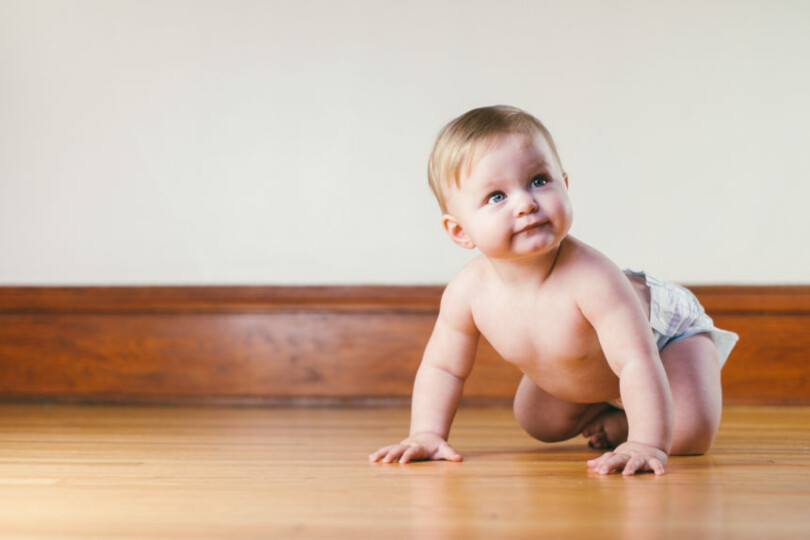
[531,175,549,188]
[486,192,506,204]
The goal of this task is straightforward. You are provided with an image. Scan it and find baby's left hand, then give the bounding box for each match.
[587,441,668,475]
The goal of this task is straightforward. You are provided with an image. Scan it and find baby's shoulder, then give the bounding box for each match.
[444,255,494,300]
[439,260,487,334]
[557,237,628,290]
[444,256,489,301]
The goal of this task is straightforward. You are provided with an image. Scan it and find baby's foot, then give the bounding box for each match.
[582,407,629,450]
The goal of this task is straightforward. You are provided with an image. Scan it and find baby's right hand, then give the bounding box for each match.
[368,432,463,464]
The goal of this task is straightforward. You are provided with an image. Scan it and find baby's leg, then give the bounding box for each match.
[582,333,722,454]
[513,375,610,443]
[660,333,723,454]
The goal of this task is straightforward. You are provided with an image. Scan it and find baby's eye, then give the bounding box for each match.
[486,192,506,204]
[531,175,549,188]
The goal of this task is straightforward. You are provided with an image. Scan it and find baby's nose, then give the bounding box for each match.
[514,192,539,216]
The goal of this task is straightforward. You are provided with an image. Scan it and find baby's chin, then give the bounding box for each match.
[509,231,561,254]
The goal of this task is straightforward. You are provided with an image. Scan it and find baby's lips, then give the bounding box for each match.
[514,220,547,234]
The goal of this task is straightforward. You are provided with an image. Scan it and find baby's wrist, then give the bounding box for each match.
[408,430,446,440]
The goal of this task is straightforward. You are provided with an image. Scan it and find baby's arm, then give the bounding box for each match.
[577,263,674,475]
[369,278,479,464]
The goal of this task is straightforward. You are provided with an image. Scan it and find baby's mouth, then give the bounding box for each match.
[514,221,547,235]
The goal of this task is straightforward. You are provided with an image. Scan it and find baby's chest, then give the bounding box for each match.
[473,299,600,367]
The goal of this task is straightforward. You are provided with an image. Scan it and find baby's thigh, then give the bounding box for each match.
[513,376,607,442]
[660,333,723,451]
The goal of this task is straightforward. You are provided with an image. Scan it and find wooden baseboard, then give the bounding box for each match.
[1,285,808,405]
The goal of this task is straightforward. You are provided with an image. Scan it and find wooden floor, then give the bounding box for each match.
[1,405,809,539]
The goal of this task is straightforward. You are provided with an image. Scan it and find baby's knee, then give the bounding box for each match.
[671,413,720,455]
[518,420,571,443]
[514,402,544,440]
[513,403,577,443]
[672,434,714,456]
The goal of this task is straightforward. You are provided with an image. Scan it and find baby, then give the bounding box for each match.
[369,105,738,475]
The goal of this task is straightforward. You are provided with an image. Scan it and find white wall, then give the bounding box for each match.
[2,0,808,285]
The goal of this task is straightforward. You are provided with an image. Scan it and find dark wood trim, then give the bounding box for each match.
[3,284,809,315]
[0,286,442,314]
[1,285,808,406]
[689,285,810,315]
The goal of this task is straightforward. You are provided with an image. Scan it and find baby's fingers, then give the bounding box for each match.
[621,456,648,475]
[400,445,427,464]
[588,452,666,475]
[369,439,462,464]
[369,445,407,463]
[436,442,463,463]
[588,452,628,475]
[622,455,665,475]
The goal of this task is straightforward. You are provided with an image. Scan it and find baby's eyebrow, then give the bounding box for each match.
[481,163,550,186]
[477,177,508,192]
[528,159,551,170]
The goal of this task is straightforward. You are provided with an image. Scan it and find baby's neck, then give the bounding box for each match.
[486,239,565,290]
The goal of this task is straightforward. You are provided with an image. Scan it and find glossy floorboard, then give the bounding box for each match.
[1,404,809,539]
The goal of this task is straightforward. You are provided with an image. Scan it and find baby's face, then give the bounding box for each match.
[442,133,573,261]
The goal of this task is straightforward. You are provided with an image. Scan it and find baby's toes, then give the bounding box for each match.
[587,432,609,450]
[582,418,605,444]
[581,417,603,438]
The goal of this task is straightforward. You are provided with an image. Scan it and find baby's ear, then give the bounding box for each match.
[442,215,475,249]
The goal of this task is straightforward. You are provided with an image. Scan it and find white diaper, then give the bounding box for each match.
[625,269,739,366]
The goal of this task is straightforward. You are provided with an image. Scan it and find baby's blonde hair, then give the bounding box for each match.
[427,105,562,212]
